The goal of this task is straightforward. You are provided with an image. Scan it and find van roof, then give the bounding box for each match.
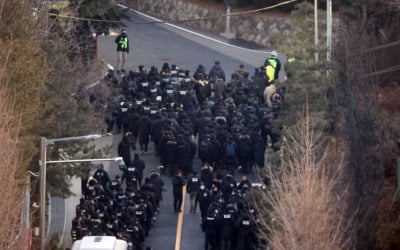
[79,236,117,250]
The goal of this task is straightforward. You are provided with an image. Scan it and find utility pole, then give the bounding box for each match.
[221,0,236,39]
[314,0,319,62]
[39,137,47,250]
[24,175,31,250]
[39,133,115,250]
[326,0,332,62]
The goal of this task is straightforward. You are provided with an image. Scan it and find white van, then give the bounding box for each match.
[72,236,128,250]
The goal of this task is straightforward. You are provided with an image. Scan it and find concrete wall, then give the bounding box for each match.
[125,0,291,48]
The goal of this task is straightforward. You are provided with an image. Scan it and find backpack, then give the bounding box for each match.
[226,143,235,157]
[199,140,211,158]
[239,135,251,154]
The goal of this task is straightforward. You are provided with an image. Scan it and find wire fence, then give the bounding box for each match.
[16,177,31,250]
[24,180,31,250]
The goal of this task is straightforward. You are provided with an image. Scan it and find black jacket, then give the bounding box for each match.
[132,158,146,179]
[163,139,178,164]
[196,188,211,205]
[150,174,164,199]
[172,175,185,194]
[138,115,151,144]
[181,93,197,111]
[176,141,192,167]
[127,111,140,133]
[198,139,213,163]
[220,213,235,238]
[222,175,236,197]
[237,134,252,158]
[209,64,226,82]
[150,118,165,143]
[187,174,201,193]
[93,168,111,187]
[201,168,214,190]
[203,213,220,234]
[117,138,131,165]
[254,138,266,167]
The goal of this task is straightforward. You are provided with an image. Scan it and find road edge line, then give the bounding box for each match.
[117,3,271,55]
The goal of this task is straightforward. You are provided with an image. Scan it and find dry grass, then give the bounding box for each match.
[0,48,24,249]
[255,109,355,250]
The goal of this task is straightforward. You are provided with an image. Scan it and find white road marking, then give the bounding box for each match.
[117,3,272,55]
[86,64,114,89]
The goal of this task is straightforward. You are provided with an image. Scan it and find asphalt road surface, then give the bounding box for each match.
[98,10,276,79]
[64,9,276,250]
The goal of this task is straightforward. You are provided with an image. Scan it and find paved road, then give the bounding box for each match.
[64,9,276,250]
[98,11,276,78]
[98,11,268,250]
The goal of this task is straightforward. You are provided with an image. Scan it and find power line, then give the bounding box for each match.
[368,64,400,76]
[130,0,298,25]
[365,40,400,52]
[48,13,123,23]
[49,0,297,24]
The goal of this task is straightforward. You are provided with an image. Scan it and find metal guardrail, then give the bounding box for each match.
[47,196,66,242]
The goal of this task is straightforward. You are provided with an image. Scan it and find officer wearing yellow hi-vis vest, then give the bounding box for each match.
[115,29,129,72]
[264,51,281,82]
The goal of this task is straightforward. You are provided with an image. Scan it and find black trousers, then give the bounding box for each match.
[173,191,183,212]
[221,237,232,250]
[105,118,114,133]
[199,203,209,219]
[166,163,177,177]
[205,233,218,250]
[140,143,148,152]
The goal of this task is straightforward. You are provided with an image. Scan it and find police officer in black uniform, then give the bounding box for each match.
[187,171,201,213]
[196,182,212,219]
[172,170,185,213]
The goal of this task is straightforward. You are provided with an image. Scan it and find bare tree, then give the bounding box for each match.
[0,46,24,249]
[254,108,355,250]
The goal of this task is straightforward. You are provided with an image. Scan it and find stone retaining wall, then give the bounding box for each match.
[125,0,291,48]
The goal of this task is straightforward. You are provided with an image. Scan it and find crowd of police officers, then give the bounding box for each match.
[71,54,282,250]
[71,165,164,250]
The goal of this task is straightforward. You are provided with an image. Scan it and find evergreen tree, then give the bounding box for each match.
[0,0,116,197]
[36,10,115,197]
[267,1,398,248]
[46,142,112,198]
[69,0,129,63]
[270,2,333,149]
